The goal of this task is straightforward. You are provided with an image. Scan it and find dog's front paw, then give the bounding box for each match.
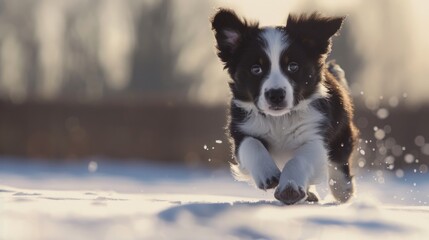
[252,166,281,190]
[256,174,280,190]
[306,191,319,203]
[274,181,306,205]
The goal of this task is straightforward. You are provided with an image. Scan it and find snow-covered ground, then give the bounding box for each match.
[1,158,428,240]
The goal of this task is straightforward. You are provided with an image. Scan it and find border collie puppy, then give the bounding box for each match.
[211,9,358,204]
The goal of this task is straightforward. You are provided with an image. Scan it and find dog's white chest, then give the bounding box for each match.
[238,106,325,168]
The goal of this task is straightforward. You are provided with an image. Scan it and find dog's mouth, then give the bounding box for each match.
[255,97,291,117]
[264,105,291,116]
[269,105,286,111]
[268,101,289,111]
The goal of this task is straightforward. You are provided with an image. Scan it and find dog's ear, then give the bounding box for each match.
[286,13,345,55]
[211,9,256,64]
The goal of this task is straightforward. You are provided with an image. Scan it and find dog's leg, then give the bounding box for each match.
[328,163,354,202]
[236,137,281,190]
[275,139,328,204]
[327,124,356,202]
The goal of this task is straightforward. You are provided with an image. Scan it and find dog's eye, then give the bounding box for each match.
[287,62,299,73]
[250,64,263,76]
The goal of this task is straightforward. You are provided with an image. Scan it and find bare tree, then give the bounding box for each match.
[128,0,192,96]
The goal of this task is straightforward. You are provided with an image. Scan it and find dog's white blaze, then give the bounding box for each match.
[261,28,287,75]
[257,28,293,116]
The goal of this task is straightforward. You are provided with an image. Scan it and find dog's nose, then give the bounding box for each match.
[265,89,286,106]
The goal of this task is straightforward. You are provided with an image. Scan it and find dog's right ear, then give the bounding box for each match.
[211,9,250,64]
[286,13,345,55]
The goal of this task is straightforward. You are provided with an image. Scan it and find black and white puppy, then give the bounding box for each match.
[211,9,358,204]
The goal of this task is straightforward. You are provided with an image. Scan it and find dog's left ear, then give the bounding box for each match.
[211,8,256,65]
[286,13,345,55]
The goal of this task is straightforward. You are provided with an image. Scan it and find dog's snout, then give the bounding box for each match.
[265,89,286,106]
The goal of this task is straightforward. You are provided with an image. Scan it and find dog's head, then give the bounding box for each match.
[211,9,344,116]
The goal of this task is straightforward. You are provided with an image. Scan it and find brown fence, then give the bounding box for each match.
[0,99,229,167]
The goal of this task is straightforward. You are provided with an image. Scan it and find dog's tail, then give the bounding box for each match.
[327,60,349,90]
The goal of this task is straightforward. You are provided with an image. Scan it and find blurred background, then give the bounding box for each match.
[0,0,428,176]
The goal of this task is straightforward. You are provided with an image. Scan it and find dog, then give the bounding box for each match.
[211,9,358,205]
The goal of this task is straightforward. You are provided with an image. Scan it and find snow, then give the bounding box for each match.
[1,159,429,240]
